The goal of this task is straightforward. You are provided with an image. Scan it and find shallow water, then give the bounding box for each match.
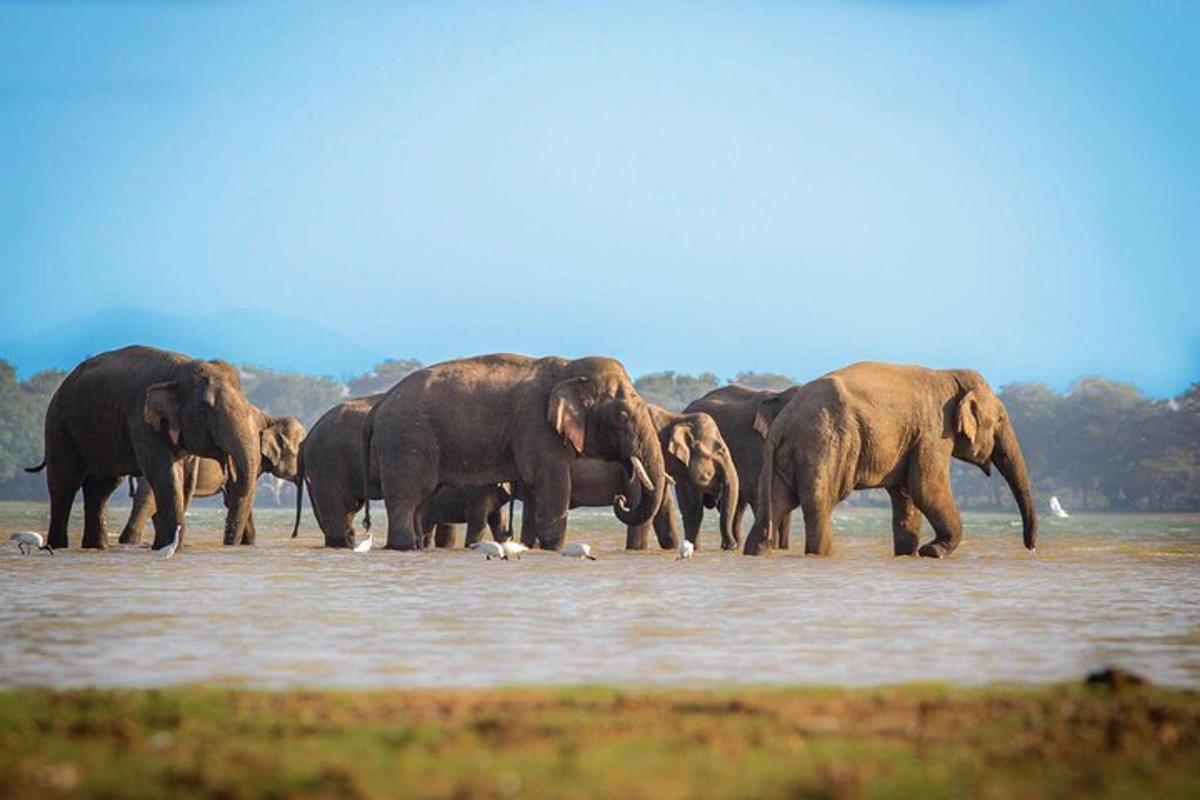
[1,501,1198,689]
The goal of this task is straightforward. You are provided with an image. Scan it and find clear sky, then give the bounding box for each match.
[2,1,1197,395]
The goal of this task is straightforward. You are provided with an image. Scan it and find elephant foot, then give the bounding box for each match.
[117,530,138,545]
[721,539,739,551]
[742,536,768,556]
[918,541,955,559]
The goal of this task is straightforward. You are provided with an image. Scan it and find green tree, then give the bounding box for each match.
[239,366,345,427]
[633,371,721,411]
[730,371,795,391]
[0,361,43,481]
[346,358,423,397]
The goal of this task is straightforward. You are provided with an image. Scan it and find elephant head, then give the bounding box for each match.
[660,410,740,548]
[257,414,306,482]
[751,385,802,439]
[547,361,666,527]
[949,371,1038,551]
[143,360,262,545]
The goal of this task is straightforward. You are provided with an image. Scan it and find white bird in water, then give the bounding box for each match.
[500,540,528,560]
[471,541,508,560]
[354,531,373,553]
[561,542,596,560]
[677,539,694,561]
[1049,496,1070,519]
[159,525,181,559]
[10,531,53,555]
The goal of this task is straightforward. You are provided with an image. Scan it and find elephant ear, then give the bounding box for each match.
[752,394,786,439]
[260,423,285,472]
[143,382,183,446]
[956,390,981,444]
[547,377,592,454]
[667,424,692,466]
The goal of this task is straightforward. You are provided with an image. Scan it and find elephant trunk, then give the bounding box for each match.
[717,449,740,548]
[613,413,668,527]
[992,422,1038,551]
[221,420,261,547]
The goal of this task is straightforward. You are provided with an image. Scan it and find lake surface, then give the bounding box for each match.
[1,501,1198,689]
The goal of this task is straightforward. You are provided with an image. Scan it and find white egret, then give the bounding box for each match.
[677,539,694,561]
[561,542,596,560]
[1049,496,1070,518]
[354,531,373,553]
[10,531,53,555]
[500,540,528,560]
[160,525,181,559]
[471,541,507,560]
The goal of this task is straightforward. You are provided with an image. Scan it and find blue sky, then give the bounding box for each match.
[1,1,1197,395]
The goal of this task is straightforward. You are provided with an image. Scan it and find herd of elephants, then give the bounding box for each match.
[25,345,1038,558]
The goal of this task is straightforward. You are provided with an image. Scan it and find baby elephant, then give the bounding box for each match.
[419,483,513,549]
[744,362,1037,558]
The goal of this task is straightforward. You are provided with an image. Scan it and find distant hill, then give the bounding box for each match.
[3,308,383,380]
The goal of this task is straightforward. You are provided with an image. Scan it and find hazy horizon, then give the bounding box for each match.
[2,1,1197,395]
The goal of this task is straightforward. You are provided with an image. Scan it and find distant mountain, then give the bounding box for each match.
[3,308,383,380]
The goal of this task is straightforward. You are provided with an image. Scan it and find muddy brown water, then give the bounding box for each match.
[1,502,1197,688]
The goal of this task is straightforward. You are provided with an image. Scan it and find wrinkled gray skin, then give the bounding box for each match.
[294,394,512,548]
[119,412,304,546]
[27,345,263,551]
[515,404,739,550]
[363,354,666,551]
[683,385,800,548]
[743,362,1038,558]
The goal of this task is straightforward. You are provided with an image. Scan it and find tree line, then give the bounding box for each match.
[1,357,1196,511]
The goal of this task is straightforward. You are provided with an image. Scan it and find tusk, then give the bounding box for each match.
[630,456,654,492]
[168,428,180,447]
[226,454,239,485]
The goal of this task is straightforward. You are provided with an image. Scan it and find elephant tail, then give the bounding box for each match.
[24,458,46,473]
[291,447,305,538]
[361,414,375,532]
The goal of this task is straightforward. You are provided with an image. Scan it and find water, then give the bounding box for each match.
[2,502,1198,689]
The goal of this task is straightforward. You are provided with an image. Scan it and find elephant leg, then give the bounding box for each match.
[653,491,679,550]
[794,474,832,555]
[119,479,155,545]
[887,486,921,556]
[625,522,651,550]
[379,463,435,551]
[81,475,121,549]
[46,462,81,550]
[777,510,793,551]
[519,495,537,548]
[526,476,570,551]
[147,459,187,551]
[308,481,352,548]
[909,465,963,558]
[675,479,704,546]
[486,504,509,543]
[240,511,257,545]
[434,523,458,548]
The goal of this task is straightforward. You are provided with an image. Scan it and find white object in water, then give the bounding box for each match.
[10,531,53,555]
[1049,496,1070,518]
[471,541,507,560]
[677,539,694,561]
[500,540,528,560]
[160,525,181,559]
[561,542,596,560]
[354,531,373,553]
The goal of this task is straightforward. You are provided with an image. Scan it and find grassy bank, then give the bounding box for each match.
[1,684,1198,799]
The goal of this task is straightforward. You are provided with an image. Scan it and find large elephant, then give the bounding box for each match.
[683,384,799,547]
[742,362,1038,558]
[295,394,512,549]
[118,411,305,546]
[363,354,667,551]
[27,345,264,550]
[516,404,738,550]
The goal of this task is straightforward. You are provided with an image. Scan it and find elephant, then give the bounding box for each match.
[362,354,667,551]
[295,394,513,549]
[26,345,265,550]
[683,384,800,547]
[118,411,305,546]
[742,362,1038,558]
[515,404,738,550]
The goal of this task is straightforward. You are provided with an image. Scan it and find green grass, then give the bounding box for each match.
[1,683,1198,799]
